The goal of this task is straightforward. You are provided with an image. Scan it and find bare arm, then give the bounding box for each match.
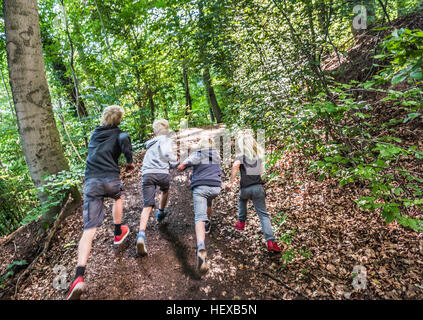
[227,160,241,190]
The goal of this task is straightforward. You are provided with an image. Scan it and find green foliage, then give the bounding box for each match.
[376,28,423,84]
[0,103,38,236]
[21,168,84,227]
[0,260,27,289]
[293,29,423,232]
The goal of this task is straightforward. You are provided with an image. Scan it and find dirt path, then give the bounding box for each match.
[6,125,288,300]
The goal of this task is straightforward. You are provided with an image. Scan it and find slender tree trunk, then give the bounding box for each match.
[316,0,328,36]
[182,57,192,115]
[203,67,223,123]
[204,86,215,122]
[147,87,155,121]
[3,0,81,233]
[59,0,88,150]
[304,0,317,61]
[41,34,88,118]
[134,69,143,139]
[59,0,88,121]
[209,106,215,122]
[198,1,223,123]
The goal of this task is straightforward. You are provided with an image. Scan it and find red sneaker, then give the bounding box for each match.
[267,241,282,253]
[234,220,245,230]
[66,276,85,300]
[114,225,130,245]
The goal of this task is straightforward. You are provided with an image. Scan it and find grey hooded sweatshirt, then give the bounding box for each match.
[142,135,178,175]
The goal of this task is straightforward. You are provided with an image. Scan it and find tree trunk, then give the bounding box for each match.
[316,0,328,36]
[202,67,223,123]
[182,57,192,115]
[147,87,155,121]
[304,0,317,61]
[59,0,88,121]
[197,1,223,123]
[209,106,215,122]
[3,0,81,233]
[41,34,88,118]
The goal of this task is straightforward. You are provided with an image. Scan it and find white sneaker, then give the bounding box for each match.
[197,248,208,273]
[136,234,148,256]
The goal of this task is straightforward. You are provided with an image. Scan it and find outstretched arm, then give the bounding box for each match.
[226,159,241,190]
[178,151,202,171]
[118,132,135,172]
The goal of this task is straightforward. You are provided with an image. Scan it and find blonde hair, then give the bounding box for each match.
[153,119,170,136]
[189,135,216,152]
[101,105,124,126]
[236,131,263,159]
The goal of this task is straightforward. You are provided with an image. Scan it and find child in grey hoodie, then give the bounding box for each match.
[136,119,178,256]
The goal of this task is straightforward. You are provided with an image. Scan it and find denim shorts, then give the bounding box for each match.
[142,173,170,208]
[82,177,123,229]
[192,185,221,224]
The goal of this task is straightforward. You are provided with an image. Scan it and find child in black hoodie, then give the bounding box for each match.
[67,105,134,300]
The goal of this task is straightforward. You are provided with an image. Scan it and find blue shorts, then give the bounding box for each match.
[82,177,123,229]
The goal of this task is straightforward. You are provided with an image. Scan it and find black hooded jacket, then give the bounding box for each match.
[84,126,133,179]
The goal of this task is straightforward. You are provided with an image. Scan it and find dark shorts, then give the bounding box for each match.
[82,177,123,230]
[142,173,170,208]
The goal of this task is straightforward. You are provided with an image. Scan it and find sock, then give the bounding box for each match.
[138,230,146,238]
[197,241,205,251]
[114,224,122,236]
[74,266,85,280]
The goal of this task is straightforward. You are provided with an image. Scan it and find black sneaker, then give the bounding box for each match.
[156,208,168,223]
[205,221,211,234]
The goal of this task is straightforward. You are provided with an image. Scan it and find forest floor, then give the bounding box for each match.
[1,125,423,300]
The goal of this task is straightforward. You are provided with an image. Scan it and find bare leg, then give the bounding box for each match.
[113,197,123,225]
[159,191,169,211]
[139,206,153,231]
[195,221,206,244]
[77,228,97,267]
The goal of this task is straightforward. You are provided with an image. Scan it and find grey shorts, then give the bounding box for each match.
[192,185,221,224]
[82,177,123,230]
[142,173,170,208]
